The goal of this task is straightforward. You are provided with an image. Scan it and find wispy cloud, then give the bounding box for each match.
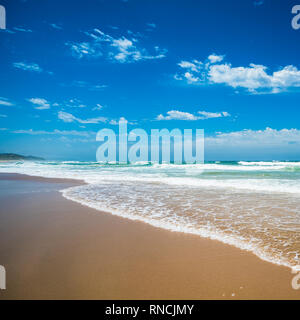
[0,114,7,118]
[49,23,63,30]
[66,41,103,59]
[0,97,14,106]
[55,98,105,110]
[2,29,16,34]
[28,98,51,110]
[58,111,107,124]
[62,80,108,91]
[206,127,300,147]
[109,117,136,125]
[66,28,167,63]
[13,62,42,73]
[92,104,104,111]
[13,62,53,74]
[146,23,156,31]
[157,110,198,121]
[63,99,87,108]
[208,54,224,64]
[198,111,230,119]
[174,54,300,94]
[27,97,105,112]
[12,129,93,137]
[147,23,156,28]
[156,110,230,121]
[3,26,33,34]
[13,27,32,33]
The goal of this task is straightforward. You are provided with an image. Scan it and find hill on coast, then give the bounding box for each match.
[0,153,44,161]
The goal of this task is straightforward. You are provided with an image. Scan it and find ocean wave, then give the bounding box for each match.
[1,161,300,194]
[62,182,300,271]
[1,160,300,270]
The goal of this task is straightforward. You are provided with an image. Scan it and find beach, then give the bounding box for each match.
[0,173,299,300]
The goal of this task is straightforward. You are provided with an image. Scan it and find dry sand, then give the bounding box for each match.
[0,173,299,299]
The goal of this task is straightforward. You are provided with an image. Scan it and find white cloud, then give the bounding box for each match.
[13,27,32,33]
[66,41,103,59]
[109,117,135,125]
[109,119,118,125]
[175,54,300,94]
[58,111,79,123]
[4,26,32,33]
[28,98,51,110]
[0,114,7,118]
[184,72,200,83]
[146,23,156,30]
[12,129,93,137]
[147,23,156,28]
[208,54,224,64]
[176,59,205,83]
[157,110,198,121]
[50,23,63,30]
[92,104,104,111]
[55,98,103,110]
[58,111,107,124]
[206,127,300,147]
[209,63,269,91]
[65,80,107,91]
[198,111,230,119]
[209,64,300,93]
[13,62,43,73]
[66,28,167,63]
[63,98,87,109]
[157,110,230,121]
[178,60,202,72]
[27,97,104,112]
[3,29,16,34]
[0,98,14,106]
[110,36,166,62]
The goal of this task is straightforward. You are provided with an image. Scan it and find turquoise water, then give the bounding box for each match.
[0,160,300,269]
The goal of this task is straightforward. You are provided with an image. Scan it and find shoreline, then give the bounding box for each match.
[1,172,295,270]
[0,173,299,299]
[0,172,86,185]
[62,186,297,272]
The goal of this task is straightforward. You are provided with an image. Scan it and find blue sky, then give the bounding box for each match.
[1,0,300,160]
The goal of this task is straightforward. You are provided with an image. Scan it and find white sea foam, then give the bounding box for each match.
[1,160,300,270]
[1,161,300,194]
[62,182,300,271]
[238,161,300,167]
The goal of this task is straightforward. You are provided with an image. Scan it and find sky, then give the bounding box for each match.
[1,0,300,161]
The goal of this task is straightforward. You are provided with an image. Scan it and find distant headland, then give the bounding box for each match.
[0,153,44,161]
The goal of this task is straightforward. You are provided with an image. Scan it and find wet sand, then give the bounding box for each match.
[0,173,299,299]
